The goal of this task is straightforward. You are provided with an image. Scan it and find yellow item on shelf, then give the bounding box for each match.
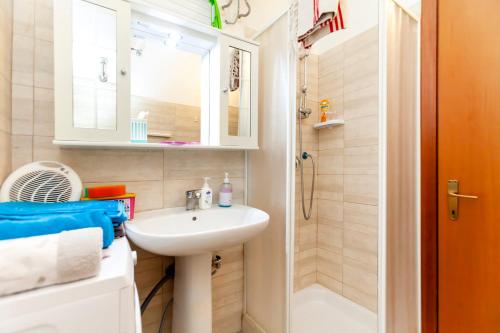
[320,99,330,122]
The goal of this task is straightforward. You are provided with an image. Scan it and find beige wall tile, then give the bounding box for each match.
[343,145,378,175]
[317,248,342,281]
[33,87,53,136]
[310,27,379,311]
[343,284,377,313]
[295,272,316,291]
[0,76,11,133]
[317,223,342,252]
[317,272,342,294]
[164,150,245,179]
[344,174,378,205]
[318,147,343,175]
[317,174,343,201]
[343,202,378,228]
[13,0,34,38]
[317,199,343,224]
[33,136,164,182]
[343,85,378,120]
[0,130,11,183]
[12,34,34,86]
[12,84,33,135]
[11,134,32,170]
[0,0,12,80]
[298,223,317,252]
[343,263,377,297]
[34,0,52,42]
[344,227,378,255]
[344,115,378,148]
[34,38,53,88]
[318,126,343,151]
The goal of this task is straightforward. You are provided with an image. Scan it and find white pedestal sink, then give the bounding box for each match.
[126,205,269,333]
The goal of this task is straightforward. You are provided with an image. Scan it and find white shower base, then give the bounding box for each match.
[292,284,377,333]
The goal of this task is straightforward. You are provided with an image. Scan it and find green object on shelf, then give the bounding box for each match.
[209,0,222,29]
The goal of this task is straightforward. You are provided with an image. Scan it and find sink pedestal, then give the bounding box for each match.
[172,253,213,333]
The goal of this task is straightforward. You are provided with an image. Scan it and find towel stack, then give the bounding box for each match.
[0,200,129,296]
[0,228,103,296]
[0,200,128,248]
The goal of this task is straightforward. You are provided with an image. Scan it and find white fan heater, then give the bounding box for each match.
[0,161,82,203]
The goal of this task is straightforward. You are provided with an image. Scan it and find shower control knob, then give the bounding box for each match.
[120,68,127,76]
[222,88,228,93]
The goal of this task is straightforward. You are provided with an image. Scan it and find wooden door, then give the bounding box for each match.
[438,1,500,332]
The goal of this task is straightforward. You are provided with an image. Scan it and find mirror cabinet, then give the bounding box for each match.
[54,0,259,149]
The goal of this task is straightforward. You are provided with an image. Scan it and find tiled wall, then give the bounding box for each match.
[131,97,240,142]
[131,96,201,142]
[9,1,246,332]
[317,27,379,312]
[294,54,319,291]
[0,0,12,182]
[294,27,379,313]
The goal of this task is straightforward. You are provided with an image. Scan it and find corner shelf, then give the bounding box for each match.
[313,119,345,129]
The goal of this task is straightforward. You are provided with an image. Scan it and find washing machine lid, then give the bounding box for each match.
[0,238,134,319]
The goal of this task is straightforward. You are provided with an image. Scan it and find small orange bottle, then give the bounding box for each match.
[320,99,330,122]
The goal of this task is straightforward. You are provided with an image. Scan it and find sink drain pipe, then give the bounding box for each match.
[141,255,223,315]
[141,263,175,315]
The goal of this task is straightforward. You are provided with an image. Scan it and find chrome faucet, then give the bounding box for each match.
[185,190,201,211]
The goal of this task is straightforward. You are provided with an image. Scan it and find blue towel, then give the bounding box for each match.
[0,201,127,248]
[0,211,114,248]
[0,201,128,226]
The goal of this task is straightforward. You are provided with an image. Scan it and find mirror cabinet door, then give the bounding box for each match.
[73,0,118,130]
[54,0,130,142]
[227,47,252,138]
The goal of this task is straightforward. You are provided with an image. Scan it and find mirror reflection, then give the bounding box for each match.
[228,47,251,137]
[130,18,202,143]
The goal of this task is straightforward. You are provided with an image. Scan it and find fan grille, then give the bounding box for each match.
[9,170,74,203]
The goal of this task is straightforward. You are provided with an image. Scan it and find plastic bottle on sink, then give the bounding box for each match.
[218,172,233,208]
[200,177,213,210]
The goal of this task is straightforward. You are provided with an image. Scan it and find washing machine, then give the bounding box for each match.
[0,238,141,333]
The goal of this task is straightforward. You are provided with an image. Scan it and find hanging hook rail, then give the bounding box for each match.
[223,0,252,25]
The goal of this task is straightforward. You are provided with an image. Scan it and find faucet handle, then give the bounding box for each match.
[186,189,201,199]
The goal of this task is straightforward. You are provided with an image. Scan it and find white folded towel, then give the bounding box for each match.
[0,228,102,296]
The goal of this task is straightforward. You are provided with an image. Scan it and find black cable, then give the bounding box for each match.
[141,263,175,315]
[158,298,174,333]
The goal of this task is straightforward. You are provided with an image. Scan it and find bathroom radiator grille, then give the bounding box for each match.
[0,161,82,203]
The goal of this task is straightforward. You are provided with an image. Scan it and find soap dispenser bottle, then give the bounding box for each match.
[219,172,233,207]
[200,177,213,210]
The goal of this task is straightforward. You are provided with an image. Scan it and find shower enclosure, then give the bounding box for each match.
[288,1,420,332]
[243,1,420,332]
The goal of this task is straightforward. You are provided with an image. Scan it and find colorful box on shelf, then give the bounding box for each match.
[82,191,136,221]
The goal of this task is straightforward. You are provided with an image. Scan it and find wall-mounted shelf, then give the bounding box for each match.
[52,140,259,151]
[313,119,345,129]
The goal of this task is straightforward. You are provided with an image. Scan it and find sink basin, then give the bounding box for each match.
[125,204,269,333]
[126,204,269,256]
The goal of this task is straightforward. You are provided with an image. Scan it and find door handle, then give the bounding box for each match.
[447,180,479,221]
[447,192,479,199]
